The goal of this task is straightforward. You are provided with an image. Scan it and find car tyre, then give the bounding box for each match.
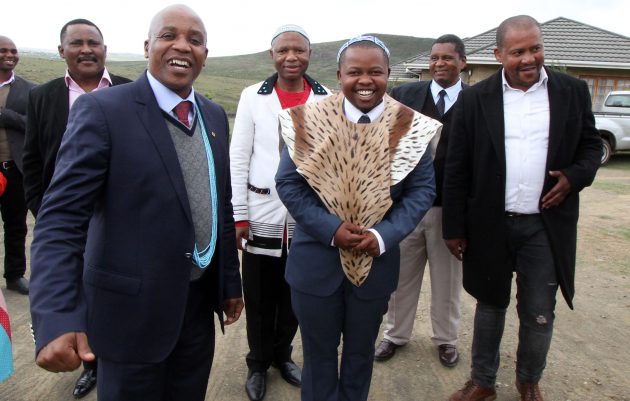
[601,137,612,165]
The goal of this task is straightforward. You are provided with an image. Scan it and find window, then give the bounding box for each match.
[580,76,630,110]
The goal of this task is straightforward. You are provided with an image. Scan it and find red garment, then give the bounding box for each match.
[0,172,6,197]
[275,79,312,110]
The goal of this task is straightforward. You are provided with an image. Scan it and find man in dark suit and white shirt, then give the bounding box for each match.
[0,36,34,296]
[28,5,243,401]
[375,34,467,368]
[22,18,131,398]
[444,15,601,401]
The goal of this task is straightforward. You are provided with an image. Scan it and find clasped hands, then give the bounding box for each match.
[333,221,380,257]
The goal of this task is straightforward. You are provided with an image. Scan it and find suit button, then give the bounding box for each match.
[184,253,192,259]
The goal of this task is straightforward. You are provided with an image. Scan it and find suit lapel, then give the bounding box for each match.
[412,82,429,111]
[479,72,506,174]
[54,80,70,128]
[134,73,193,224]
[545,69,570,170]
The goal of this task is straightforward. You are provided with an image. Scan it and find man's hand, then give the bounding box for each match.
[445,238,467,261]
[541,170,572,209]
[235,225,249,251]
[333,222,364,250]
[353,231,380,257]
[223,297,244,325]
[35,332,95,373]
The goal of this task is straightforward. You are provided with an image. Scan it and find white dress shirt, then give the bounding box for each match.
[340,98,386,255]
[503,67,550,214]
[430,79,463,114]
[146,71,196,122]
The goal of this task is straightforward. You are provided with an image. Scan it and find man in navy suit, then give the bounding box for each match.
[23,18,131,398]
[276,35,440,401]
[28,5,243,401]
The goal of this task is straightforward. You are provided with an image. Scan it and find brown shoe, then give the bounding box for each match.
[516,381,544,401]
[374,339,401,362]
[448,380,497,401]
[438,344,459,367]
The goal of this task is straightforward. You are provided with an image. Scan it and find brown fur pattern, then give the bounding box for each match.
[279,93,441,286]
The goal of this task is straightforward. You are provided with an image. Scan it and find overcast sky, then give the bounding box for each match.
[4,0,629,57]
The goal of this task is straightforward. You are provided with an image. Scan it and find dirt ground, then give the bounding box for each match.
[1,154,629,401]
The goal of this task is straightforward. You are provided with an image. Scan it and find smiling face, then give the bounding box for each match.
[429,42,466,88]
[494,24,544,91]
[58,24,107,84]
[337,45,390,113]
[270,32,311,87]
[144,5,208,98]
[0,37,19,75]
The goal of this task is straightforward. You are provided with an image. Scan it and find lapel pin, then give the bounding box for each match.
[211,132,216,137]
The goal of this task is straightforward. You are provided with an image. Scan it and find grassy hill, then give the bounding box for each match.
[15,34,433,115]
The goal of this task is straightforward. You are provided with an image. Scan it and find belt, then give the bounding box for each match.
[505,211,539,218]
[248,183,270,195]
[0,160,15,170]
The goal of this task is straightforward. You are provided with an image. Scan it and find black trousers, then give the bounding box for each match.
[242,248,298,371]
[96,271,216,401]
[0,161,27,281]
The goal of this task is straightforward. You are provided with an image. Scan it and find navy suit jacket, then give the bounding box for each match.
[275,147,436,300]
[23,74,131,216]
[29,72,242,363]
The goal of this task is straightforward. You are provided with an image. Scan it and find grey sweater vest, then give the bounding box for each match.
[166,116,213,280]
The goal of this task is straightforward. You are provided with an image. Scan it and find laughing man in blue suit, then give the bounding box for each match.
[28,5,243,401]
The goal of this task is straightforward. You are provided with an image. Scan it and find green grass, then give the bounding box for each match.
[618,227,630,241]
[15,34,434,116]
[592,180,630,194]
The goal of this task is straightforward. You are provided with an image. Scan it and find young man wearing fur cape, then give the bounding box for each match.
[275,35,441,401]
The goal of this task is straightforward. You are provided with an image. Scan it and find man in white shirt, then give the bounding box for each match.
[443,15,601,401]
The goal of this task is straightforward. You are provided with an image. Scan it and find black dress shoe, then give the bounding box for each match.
[374,339,401,362]
[245,370,267,401]
[438,344,459,368]
[272,361,301,387]
[73,368,97,399]
[6,277,29,295]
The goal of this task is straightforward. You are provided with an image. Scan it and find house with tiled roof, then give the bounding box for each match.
[390,17,630,109]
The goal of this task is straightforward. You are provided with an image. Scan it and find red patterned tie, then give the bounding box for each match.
[174,101,192,127]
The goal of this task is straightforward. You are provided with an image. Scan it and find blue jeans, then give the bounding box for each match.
[471,214,558,388]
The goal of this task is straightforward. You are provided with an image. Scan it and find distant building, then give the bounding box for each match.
[390,17,630,110]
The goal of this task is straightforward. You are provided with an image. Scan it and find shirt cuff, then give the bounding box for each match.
[367,228,385,255]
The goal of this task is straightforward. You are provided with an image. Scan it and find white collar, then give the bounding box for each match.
[501,67,548,93]
[430,79,462,101]
[343,97,385,123]
[0,72,15,88]
[146,71,197,114]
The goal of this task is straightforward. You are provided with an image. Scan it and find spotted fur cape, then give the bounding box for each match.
[279,93,442,286]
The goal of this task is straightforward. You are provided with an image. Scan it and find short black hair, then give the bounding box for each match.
[496,15,541,49]
[60,19,103,43]
[432,34,466,59]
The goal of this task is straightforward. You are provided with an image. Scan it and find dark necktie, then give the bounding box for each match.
[436,89,446,117]
[358,114,371,124]
[174,101,192,127]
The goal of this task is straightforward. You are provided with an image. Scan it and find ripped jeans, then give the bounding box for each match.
[471,214,558,388]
